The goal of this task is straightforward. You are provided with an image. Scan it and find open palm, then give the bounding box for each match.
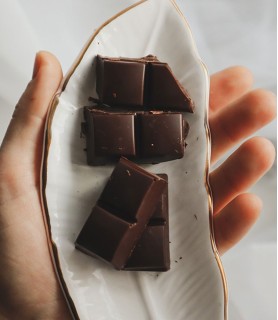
[0,52,275,319]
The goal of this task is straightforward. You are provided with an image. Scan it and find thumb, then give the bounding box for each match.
[0,51,62,171]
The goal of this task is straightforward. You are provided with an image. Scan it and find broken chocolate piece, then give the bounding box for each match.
[75,157,167,270]
[147,61,193,111]
[124,174,170,271]
[95,55,194,112]
[83,106,189,165]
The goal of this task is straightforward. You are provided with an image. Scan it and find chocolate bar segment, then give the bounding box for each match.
[124,174,170,271]
[96,56,146,107]
[75,205,132,262]
[95,55,194,112]
[83,107,136,165]
[138,112,185,162]
[147,61,194,112]
[75,157,167,270]
[83,107,189,165]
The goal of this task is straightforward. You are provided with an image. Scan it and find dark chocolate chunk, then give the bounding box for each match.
[137,112,185,163]
[147,61,194,112]
[75,157,167,270]
[96,56,146,107]
[124,225,169,271]
[124,174,170,271]
[83,107,189,165]
[95,55,194,112]
[83,107,136,165]
[75,205,132,263]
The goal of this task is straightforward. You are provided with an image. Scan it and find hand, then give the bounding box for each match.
[209,66,276,254]
[0,52,275,318]
[0,52,71,319]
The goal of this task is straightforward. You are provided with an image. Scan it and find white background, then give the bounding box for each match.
[0,0,276,319]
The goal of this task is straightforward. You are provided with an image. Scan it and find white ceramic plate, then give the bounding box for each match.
[42,0,227,319]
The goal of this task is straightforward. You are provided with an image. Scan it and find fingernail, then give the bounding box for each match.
[32,52,40,79]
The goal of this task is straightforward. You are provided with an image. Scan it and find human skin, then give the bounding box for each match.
[0,52,276,319]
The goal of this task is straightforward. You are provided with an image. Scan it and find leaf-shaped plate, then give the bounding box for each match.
[42,0,227,319]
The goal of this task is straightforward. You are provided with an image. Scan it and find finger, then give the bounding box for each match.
[209,66,253,114]
[0,51,62,167]
[210,89,277,163]
[0,51,62,196]
[213,193,262,255]
[210,137,275,214]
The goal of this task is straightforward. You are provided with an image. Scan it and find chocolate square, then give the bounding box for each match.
[124,225,170,271]
[138,112,185,162]
[84,107,136,165]
[75,205,132,262]
[96,56,146,106]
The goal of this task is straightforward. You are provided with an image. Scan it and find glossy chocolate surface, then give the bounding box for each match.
[137,112,185,162]
[95,55,194,112]
[124,174,170,271]
[83,107,136,165]
[147,61,193,111]
[75,157,167,270]
[96,56,146,106]
[83,107,188,165]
